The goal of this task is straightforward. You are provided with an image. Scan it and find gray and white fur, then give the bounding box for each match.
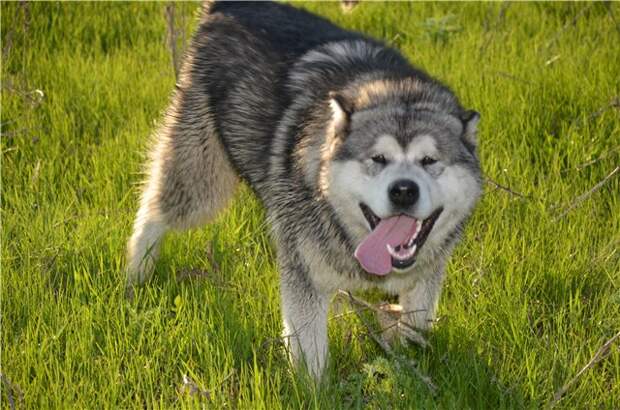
[126,1,482,379]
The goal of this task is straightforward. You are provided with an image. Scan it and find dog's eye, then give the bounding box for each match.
[421,156,437,167]
[371,154,387,165]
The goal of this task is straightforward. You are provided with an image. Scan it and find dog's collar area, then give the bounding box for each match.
[358,203,443,270]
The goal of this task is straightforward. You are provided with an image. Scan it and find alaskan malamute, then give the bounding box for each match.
[126,1,482,378]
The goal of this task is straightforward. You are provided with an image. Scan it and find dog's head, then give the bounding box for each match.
[318,79,482,275]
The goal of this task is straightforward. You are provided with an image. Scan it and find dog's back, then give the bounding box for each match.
[206,1,363,62]
[125,1,363,283]
[196,2,374,186]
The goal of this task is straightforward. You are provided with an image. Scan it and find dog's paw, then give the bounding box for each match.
[378,303,429,349]
[395,321,429,348]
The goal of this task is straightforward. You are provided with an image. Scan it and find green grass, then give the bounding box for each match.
[2,2,619,408]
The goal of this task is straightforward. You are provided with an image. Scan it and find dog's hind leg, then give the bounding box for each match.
[126,68,238,286]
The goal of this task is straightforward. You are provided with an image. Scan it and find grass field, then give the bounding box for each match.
[2,2,619,408]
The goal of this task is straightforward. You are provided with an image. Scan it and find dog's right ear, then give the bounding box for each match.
[328,91,353,136]
[460,110,480,155]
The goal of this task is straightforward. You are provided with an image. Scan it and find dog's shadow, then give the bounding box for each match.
[313,317,529,408]
[139,231,527,407]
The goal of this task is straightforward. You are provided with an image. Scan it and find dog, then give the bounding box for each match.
[126,1,482,379]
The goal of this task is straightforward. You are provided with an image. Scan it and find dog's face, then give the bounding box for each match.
[321,93,482,275]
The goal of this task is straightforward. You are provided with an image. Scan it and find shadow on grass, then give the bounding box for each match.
[32,239,530,408]
[297,325,531,409]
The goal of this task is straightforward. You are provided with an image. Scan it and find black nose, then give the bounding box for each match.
[388,179,419,208]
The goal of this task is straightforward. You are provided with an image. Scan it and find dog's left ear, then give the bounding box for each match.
[460,110,480,154]
[328,91,354,136]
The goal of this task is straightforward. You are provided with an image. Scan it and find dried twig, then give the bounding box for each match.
[560,145,620,174]
[2,28,13,62]
[607,3,620,36]
[179,374,211,399]
[205,241,220,273]
[165,4,180,82]
[491,71,534,86]
[176,242,220,281]
[567,96,620,131]
[2,86,45,108]
[544,54,561,66]
[331,304,374,320]
[2,2,30,61]
[21,1,31,34]
[587,96,620,118]
[340,0,359,13]
[549,330,620,407]
[545,4,594,50]
[1,372,24,410]
[485,177,529,199]
[333,298,430,348]
[479,1,510,56]
[0,126,40,140]
[176,267,209,282]
[554,165,619,219]
[337,290,437,394]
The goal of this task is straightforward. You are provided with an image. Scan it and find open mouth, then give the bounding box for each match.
[357,203,443,272]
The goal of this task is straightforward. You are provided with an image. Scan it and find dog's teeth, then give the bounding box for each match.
[412,224,421,239]
[387,242,420,261]
[387,244,396,257]
[405,245,415,259]
[405,223,421,248]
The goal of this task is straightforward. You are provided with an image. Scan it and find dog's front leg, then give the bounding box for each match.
[279,259,330,380]
[399,266,446,332]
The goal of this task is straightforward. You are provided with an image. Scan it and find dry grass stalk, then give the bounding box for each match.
[485,177,529,199]
[549,330,620,407]
[179,374,211,399]
[555,165,619,219]
[340,0,359,13]
[545,4,594,50]
[1,372,24,410]
[165,4,180,82]
[567,96,620,132]
[479,1,510,56]
[560,145,620,174]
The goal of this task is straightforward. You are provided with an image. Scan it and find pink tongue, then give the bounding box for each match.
[354,215,419,275]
